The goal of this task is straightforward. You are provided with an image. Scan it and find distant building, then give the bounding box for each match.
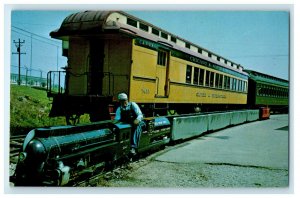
[10,73,47,87]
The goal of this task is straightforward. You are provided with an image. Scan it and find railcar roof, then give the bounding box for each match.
[50,10,248,76]
[244,69,289,87]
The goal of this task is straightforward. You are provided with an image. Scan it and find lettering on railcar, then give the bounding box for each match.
[196,92,226,98]
[212,94,226,98]
[141,88,150,94]
[189,56,207,66]
[196,92,206,97]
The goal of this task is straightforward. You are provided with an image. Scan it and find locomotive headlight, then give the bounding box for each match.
[19,152,27,162]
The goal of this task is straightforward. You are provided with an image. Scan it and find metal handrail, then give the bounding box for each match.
[47,70,129,96]
[47,71,66,95]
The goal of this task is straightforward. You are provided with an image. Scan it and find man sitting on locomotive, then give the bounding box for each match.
[114,93,145,155]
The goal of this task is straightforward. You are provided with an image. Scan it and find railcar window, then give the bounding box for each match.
[171,36,177,43]
[225,60,227,64]
[264,88,268,96]
[199,69,204,85]
[257,88,261,96]
[186,65,192,84]
[241,81,245,92]
[193,67,199,85]
[240,81,243,92]
[127,18,137,27]
[185,43,190,49]
[157,49,167,66]
[139,23,149,32]
[210,72,215,87]
[234,78,237,91]
[271,88,274,97]
[215,73,220,88]
[232,79,235,91]
[278,88,281,97]
[270,87,273,96]
[152,28,159,36]
[205,71,210,86]
[241,81,244,92]
[258,87,262,96]
[218,74,223,88]
[208,53,212,58]
[261,88,265,96]
[240,80,243,91]
[198,48,202,54]
[217,57,220,61]
[161,32,168,39]
[279,89,282,97]
[279,89,281,97]
[239,80,242,92]
[224,76,228,89]
[274,88,278,97]
[227,77,231,90]
[229,78,233,90]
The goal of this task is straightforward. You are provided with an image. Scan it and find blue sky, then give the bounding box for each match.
[10,10,289,80]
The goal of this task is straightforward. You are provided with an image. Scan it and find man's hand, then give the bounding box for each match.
[112,120,119,124]
[133,119,140,125]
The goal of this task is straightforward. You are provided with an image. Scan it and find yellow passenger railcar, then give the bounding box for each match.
[48,10,249,123]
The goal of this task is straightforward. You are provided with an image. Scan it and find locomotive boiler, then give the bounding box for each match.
[13,117,171,186]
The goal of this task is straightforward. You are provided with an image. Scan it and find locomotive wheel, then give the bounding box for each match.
[66,114,81,125]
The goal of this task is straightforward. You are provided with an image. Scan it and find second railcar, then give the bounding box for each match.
[245,69,289,113]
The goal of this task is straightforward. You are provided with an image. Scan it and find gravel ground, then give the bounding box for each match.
[96,150,289,188]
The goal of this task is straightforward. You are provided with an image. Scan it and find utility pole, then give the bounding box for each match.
[12,39,26,85]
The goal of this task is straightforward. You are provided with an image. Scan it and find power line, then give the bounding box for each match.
[13,22,58,28]
[12,29,60,47]
[11,65,47,72]
[12,26,61,45]
[229,54,288,58]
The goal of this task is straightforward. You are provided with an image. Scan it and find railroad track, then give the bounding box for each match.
[10,135,25,157]
[10,135,26,178]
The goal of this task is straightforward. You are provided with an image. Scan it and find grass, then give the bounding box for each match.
[10,85,68,135]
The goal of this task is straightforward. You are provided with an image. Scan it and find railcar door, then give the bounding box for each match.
[156,49,170,97]
[88,39,105,95]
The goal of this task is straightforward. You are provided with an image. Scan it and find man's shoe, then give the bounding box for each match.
[130,148,136,155]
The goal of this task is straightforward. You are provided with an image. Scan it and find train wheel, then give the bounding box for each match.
[194,106,201,113]
[66,114,81,125]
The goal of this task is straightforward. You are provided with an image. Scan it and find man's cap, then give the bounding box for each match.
[118,93,128,101]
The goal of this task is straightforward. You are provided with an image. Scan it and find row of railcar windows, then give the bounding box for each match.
[126,17,240,70]
[257,85,288,98]
[186,65,247,92]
